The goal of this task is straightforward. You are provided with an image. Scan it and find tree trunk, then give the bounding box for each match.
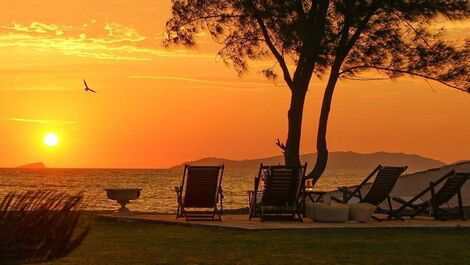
[284,86,308,166]
[307,71,340,180]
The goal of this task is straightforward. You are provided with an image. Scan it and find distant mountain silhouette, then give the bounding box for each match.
[17,162,46,169]
[170,152,445,174]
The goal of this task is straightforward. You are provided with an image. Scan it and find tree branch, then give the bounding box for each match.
[342,2,380,59]
[176,14,246,28]
[252,9,293,87]
[340,65,469,91]
[276,138,287,153]
[393,13,433,49]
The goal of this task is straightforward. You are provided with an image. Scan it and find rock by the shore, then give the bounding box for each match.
[17,162,46,169]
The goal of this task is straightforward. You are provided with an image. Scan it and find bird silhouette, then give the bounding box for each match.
[83,79,97,93]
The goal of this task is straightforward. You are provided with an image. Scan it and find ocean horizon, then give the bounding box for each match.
[0,168,365,213]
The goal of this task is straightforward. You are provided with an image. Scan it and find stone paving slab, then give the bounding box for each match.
[97,214,470,231]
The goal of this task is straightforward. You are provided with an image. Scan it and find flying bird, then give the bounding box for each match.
[83,79,96,93]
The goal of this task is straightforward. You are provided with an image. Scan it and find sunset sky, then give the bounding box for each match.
[1,0,469,168]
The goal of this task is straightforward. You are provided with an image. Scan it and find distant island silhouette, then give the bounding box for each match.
[171,151,445,174]
[17,162,46,169]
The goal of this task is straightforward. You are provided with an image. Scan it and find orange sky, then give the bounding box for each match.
[0,0,469,168]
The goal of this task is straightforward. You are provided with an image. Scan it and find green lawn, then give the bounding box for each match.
[45,220,470,265]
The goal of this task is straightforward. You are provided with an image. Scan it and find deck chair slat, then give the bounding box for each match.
[431,174,470,207]
[362,166,407,206]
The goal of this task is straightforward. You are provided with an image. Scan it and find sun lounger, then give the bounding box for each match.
[331,165,408,220]
[393,170,470,220]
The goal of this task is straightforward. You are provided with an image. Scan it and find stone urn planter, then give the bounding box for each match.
[105,188,142,216]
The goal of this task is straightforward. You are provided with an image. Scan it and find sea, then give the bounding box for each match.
[0,168,366,213]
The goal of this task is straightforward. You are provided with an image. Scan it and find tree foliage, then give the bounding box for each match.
[165,0,470,91]
[165,0,470,179]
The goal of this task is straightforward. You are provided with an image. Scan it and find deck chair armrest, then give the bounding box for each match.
[175,186,182,197]
[175,186,183,204]
[337,186,362,202]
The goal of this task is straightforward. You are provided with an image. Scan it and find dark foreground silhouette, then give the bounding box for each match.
[0,190,89,264]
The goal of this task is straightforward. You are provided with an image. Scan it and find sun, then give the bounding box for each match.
[43,132,59,147]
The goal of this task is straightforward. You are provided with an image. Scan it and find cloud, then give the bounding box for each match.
[184,85,268,92]
[128,75,276,91]
[3,118,77,125]
[0,21,212,61]
[102,23,146,43]
[1,22,75,36]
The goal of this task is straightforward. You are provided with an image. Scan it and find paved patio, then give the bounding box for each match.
[97,214,470,230]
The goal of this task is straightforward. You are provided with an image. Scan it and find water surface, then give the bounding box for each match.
[0,168,366,213]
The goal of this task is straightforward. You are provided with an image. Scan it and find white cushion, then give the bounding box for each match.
[349,203,376,223]
[310,203,349,223]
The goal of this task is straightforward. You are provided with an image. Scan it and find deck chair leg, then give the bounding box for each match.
[177,203,184,219]
[386,197,394,219]
[220,192,224,215]
[433,209,446,221]
[410,203,429,219]
[260,206,264,222]
[301,194,307,217]
[175,191,182,219]
[456,189,465,220]
[386,197,403,221]
[218,205,223,221]
[248,197,256,220]
[429,183,445,221]
[429,203,445,221]
[297,211,303,223]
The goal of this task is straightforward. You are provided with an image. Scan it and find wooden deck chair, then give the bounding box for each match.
[393,171,470,220]
[249,163,307,222]
[248,164,269,220]
[331,165,408,220]
[175,165,224,221]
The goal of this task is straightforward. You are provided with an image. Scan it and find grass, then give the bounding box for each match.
[44,219,470,265]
